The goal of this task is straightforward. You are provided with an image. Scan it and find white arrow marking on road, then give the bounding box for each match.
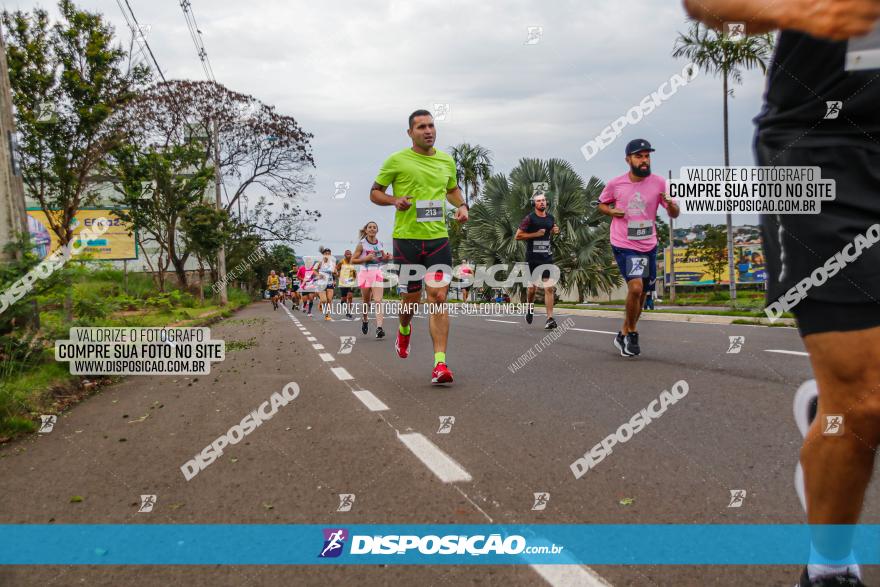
[331,367,353,381]
[319,353,334,362]
[765,349,809,357]
[569,327,617,335]
[397,432,472,483]
[352,390,389,412]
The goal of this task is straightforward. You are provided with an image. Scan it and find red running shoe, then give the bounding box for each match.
[431,362,453,384]
[395,328,411,359]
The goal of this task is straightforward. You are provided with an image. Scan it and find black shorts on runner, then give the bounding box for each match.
[338,287,353,297]
[756,140,880,336]
[291,284,299,292]
[527,258,554,283]
[393,238,453,293]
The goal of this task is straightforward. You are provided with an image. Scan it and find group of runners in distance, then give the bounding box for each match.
[263,109,677,383]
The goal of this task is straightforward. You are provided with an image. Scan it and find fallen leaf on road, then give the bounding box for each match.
[262,503,274,510]
[128,414,150,424]
[619,497,634,506]
[70,496,83,503]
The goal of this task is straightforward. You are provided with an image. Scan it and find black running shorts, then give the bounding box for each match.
[393,238,453,294]
[756,140,880,335]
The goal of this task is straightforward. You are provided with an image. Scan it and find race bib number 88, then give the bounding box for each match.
[627,220,653,241]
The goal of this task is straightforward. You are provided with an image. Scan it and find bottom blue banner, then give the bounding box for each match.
[0,524,876,565]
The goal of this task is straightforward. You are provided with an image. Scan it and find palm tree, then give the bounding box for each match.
[449,143,493,207]
[459,158,620,301]
[673,21,774,307]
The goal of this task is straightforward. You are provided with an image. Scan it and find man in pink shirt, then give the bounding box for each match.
[598,139,679,357]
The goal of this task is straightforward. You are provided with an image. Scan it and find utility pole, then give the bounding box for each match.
[0,28,27,263]
[213,119,227,306]
[667,169,676,304]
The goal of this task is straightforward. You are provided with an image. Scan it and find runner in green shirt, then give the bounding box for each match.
[370,109,469,384]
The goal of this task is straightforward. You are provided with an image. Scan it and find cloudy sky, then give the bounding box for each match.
[9,0,773,254]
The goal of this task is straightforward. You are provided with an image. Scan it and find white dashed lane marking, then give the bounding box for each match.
[307,337,317,342]
[570,327,617,335]
[352,390,390,412]
[531,564,612,587]
[281,302,610,587]
[397,432,472,483]
[331,367,353,381]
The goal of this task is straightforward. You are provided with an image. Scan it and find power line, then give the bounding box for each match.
[179,0,216,82]
[116,0,166,83]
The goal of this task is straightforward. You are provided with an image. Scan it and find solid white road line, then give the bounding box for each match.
[307,337,317,342]
[570,327,617,335]
[765,349,809,357]
[485,319,518,324]
[352,390,389,412]
[331,367,353,381]
[319,353,334,362]
[531,564,612,587]
[312,344,324,350]
[397,432,472,483]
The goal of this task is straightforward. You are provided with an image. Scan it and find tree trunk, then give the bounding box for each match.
[197,258,205,303]
[723,70,737,308]
[62,224,73,323]
[166,220,189,289]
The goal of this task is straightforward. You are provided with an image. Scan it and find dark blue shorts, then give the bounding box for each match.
[612,245,657,292]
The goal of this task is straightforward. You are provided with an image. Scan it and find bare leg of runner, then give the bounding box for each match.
[372,284,384,328]
[544,283,555,319]
[426,284,449,354]
[623,278,643,334]
[801,327,880,525]
[399,290,419,333]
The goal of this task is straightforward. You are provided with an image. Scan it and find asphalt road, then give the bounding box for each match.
[2,300,878,586]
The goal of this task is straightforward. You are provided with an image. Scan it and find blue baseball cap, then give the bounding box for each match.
[625,139,655,156]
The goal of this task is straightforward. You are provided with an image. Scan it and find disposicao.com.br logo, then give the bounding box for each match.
[318,528,563,558]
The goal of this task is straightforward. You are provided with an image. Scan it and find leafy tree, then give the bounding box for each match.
[119,80,317,243]
[180,204,231,297]
[105,142,214,290]
[2,1,149,247]
[686,224,728,290]
[252,244,297,284]
[656,217,670,250]
[673,21,773,305]
[459,158,619,301]
[2,0,149,319]
[449,143,492,207]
